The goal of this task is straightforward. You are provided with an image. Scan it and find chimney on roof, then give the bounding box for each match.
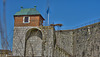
[34,5,37,9]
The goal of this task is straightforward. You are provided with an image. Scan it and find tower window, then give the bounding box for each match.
[23,16,30,23]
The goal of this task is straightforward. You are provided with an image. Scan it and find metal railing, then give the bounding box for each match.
[71,18,100,30]
[56,18,100,30]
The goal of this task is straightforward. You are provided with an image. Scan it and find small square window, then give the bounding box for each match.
[23,16,30,23]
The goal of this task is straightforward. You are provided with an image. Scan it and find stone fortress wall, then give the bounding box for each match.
[12,22,100,57]
[54,30,73,57]
[54,22,100,57]
[13,26,55,57]
[73,22,100,57]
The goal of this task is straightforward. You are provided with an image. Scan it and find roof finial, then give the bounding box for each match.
[21,6,23,9]
[34,5,37,9]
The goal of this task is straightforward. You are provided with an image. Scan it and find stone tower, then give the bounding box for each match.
[13,6,55,57]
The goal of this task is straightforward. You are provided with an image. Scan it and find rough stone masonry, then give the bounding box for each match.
[13,26,55,57]
[13,22,100,57]
[54,22,100,57]
[12,7,100,57]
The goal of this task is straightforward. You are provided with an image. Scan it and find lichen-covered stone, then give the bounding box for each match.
[13,26,54,57]
[13,22,100,57]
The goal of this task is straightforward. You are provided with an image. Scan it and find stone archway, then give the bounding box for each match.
[25,28,42,57]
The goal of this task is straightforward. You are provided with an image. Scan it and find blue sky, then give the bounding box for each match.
[0,0,100,49]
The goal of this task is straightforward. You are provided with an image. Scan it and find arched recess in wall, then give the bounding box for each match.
[24,28,43,56]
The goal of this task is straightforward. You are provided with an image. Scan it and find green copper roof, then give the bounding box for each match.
[14,8,41,15]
